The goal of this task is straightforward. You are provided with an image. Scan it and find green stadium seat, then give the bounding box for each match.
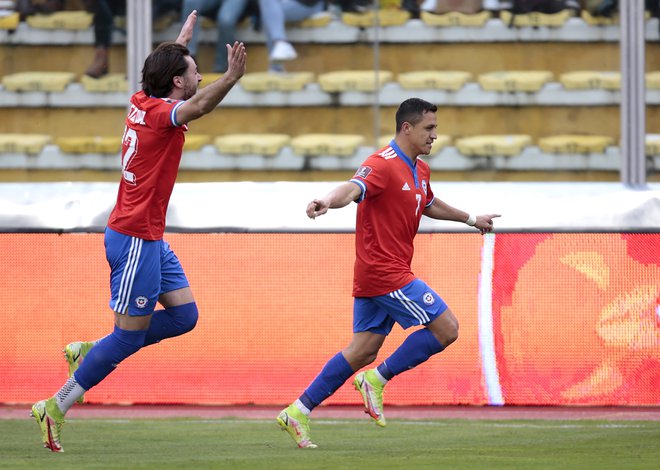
[478,71,553,92]
[538,134,614,154]
[397,71,472,92]
[214,134,291,156]
[455,134,532,156]
[0,134,51,154]
[318,70,394,93]
[291,134,364,156]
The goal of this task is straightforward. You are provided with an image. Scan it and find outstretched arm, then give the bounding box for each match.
[423,198,500,234]
[175,41,247,125]
[306,182,362,219]
[176,10,197,46]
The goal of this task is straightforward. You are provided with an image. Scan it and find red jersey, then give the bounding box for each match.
[107,91,187,240]
[349,142,435,297]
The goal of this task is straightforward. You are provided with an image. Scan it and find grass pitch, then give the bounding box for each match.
[1,418,659,469]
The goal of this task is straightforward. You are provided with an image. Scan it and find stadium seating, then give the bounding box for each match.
[455,135,533,157]
[1,8,659,180]
[477,71,554,93]
[214,134,291,156]
[0,133,51,154]
[499,9,574,28]
[538,135,614,154]
[397,71,472,91]
[420,10,491,27]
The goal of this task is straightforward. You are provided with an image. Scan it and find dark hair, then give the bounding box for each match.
[395,98,438,133]
[141,42,191,98]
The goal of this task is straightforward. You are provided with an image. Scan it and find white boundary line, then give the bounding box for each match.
[478,233,504,406]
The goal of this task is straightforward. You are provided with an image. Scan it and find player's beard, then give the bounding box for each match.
[182,80,198,100]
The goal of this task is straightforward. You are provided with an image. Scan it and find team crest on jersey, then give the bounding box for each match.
[422,180,428,195]
[135,296,149,309]
[422,292,435,306]
[355,166,372,179]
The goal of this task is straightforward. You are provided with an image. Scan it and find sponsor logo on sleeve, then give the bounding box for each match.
[355,166,372,179]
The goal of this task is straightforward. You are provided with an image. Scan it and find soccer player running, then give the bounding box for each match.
[277,98,500,448]
[31,10,247,453]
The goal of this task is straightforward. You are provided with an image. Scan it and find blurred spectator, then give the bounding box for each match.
[257,0,324,72]
[16,0,64,20]
[83,0,182,78]
[181,0,257,73]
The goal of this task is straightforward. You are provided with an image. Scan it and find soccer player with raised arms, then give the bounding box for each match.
[277,98,500,448]
[31,10,246,452]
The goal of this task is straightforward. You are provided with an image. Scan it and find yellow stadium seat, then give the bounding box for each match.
[214,134,291,156]
[559,71,605,89]
[420,10,491,27]
[80,74,129,92]
[2,72,76,92]
[500,9,572,27]
[291,134,365,156]
[0,12,20,30]
[183,135,212,151]
[342,9,411,27]
[26,11,93,30]
[318,70,393,92]
[397,71,472,91]
[199,73,224,88]
[599,72,620,90]
[0,134,51,154]
[240,72,315,92]
[538,134,614,153]
[645,72,660,89]
[56,136,122,154]
[645,135,660,155]
[580,10,617,25]
[297,11,333,28]
[378,135,451,154]
[455,135,531,156]
[478,71,553,92]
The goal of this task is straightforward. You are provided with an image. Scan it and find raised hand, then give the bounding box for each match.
[176,10,198,46]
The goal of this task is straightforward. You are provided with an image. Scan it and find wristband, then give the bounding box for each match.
[465,214,477,226]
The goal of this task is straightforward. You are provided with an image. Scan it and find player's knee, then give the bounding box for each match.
[176,302,198,334]
[443,322,459,347]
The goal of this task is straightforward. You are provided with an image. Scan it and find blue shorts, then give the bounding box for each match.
[353,279,448,335]
[104,227,189,316]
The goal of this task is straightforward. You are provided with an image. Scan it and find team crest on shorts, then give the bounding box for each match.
[135,296,148,309]
[423,292,435,305]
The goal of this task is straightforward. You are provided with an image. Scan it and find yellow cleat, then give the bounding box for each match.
[354,369,387,427]
[31,398,65,452]
[276,404,318,449]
